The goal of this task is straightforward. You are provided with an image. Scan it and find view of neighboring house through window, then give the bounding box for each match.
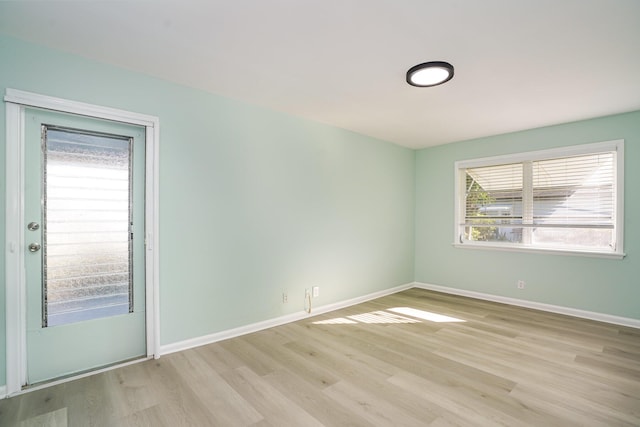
[455,140,624,257]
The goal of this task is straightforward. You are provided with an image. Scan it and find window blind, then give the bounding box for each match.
[465,162,523,228]
[461,149,616,249]
[532,153,614,228]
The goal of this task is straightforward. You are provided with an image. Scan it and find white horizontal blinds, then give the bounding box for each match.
[530,152,615,249]
[532,153,615,227]
[465,162,523,225]
[44,127,133,327]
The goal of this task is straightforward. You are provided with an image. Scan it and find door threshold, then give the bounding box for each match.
[15,355,152,397]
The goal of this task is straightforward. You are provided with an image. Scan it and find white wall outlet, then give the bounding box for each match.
[282,292,288,303]
[312,286,319,298]
[517,280,525,289]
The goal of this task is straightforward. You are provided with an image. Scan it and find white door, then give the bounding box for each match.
[24,108,146,385]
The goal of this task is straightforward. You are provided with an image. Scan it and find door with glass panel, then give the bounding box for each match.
[24,108,146,385]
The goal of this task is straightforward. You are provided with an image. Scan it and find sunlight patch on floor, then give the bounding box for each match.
[388,307,466,323]
[348,310,420,324]
[313,307,465,325]
[312,317,358,325]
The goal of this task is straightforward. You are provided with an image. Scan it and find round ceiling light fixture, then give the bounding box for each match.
[406,61,454,87]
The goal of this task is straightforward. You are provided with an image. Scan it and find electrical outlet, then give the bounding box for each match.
[312,286,319,298]
[517,280,525,289]
[282,292,288,303]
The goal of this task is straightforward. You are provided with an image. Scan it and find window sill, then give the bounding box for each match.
[452,242,625,260]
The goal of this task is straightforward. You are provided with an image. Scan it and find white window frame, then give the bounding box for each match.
[4,89,161,396]
[453,140,625,259]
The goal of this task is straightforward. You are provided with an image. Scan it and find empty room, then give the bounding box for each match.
[1,1,639,426]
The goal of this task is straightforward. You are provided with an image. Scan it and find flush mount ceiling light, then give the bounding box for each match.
[406,61,454,87]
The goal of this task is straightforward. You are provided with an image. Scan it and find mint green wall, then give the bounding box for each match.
[0,35,416,387]
[2,32,638,392]
[415,111,640,320]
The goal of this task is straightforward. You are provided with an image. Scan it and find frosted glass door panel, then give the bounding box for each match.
[44,127,133,327]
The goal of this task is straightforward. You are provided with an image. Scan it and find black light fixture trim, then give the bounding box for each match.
[406,61,455,87]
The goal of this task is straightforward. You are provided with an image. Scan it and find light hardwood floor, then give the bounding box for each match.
[1,288,639,426]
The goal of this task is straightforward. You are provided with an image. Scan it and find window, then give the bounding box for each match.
[43,126,134,326]
[454,140,624,258]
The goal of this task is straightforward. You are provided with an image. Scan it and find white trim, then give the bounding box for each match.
[454,140,623,169]
[413,282,640,329]
[160,282,414,355]
[0,385,6,400]
[452,242,625,260]
[4,89,160,396]
[4,88,156,127]
[614,141,624,254]
[144,125,162,360]
[5,102,26,395]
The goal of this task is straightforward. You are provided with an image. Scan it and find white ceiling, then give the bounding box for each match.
[1,0,639,149]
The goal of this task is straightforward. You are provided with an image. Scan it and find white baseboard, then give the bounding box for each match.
[413,282,640,329]
[159,282,414,355]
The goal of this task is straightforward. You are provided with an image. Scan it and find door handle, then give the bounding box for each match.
[29,243,41,252]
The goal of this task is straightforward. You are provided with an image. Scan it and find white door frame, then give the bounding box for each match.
[4,88,160,396]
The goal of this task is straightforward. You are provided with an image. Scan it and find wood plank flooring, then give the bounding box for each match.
[1,288,639,426]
